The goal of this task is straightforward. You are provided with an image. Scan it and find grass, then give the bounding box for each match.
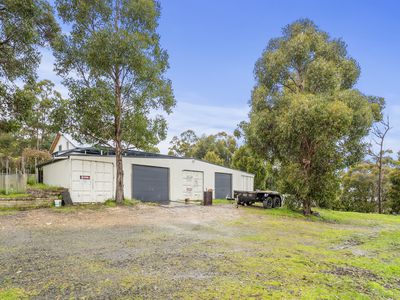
[27,183,61,190]
[212,198,236,205]
[0,193,30,199]
[0,288,29,300]
[202,207,400,299]
[50,198,142,213]
[104,198,141,207]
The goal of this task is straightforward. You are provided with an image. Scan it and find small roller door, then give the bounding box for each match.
[132,165,169,203]
[182,170,204,200]
[215,173,232,199]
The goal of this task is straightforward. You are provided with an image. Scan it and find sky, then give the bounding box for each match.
[38,0,400,154]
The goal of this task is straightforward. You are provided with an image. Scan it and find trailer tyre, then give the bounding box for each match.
[273,196,281,208]
[263,196,273,209]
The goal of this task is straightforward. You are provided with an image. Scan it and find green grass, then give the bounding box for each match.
[104,198,140,207]
[27,183,61,190]
[199,207,400,299]
[212,198,236,205]
[0,288,29,299]
[0,193,30,199]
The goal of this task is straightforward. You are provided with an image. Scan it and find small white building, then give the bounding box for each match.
[39,134,254,203]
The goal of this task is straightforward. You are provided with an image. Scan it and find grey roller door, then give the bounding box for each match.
[132,165,169,203]
[215,173,232,199]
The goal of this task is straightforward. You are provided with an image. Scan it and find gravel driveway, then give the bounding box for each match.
[0,204,243,299]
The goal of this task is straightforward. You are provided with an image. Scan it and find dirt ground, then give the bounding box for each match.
[0,204,245,299]
[1,203,399,299]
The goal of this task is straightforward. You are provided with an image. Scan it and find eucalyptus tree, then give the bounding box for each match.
[243,19,383,214]
[54,0,175,203]
[0,0,59,121]
[14,80,62,150]
[168,130,237,167]
[232,145,270,190]
[388,154,400,214]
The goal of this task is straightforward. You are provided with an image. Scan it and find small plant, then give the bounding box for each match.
[104,198,140,207]
[28,183,61,190]
[27,176,37,185]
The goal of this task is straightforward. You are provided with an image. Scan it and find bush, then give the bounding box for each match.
[27,175,37,185]
[283,194,302,211]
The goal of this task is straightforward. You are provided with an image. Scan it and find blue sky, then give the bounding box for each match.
[38,0,400,153]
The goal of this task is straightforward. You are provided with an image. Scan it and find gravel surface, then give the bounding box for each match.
[0,204,243,299]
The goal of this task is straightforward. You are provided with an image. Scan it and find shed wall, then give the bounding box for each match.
[42,159,71,188]
[42,155,254,202]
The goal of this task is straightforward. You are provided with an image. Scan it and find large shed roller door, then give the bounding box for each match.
[215,173,232,199]
[132,165,169,203]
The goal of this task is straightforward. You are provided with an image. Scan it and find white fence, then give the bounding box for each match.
[0,174,27,194]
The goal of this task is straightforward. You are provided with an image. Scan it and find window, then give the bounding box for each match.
[58,145,62,152]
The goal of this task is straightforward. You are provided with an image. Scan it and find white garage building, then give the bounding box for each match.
[39,134,254,203]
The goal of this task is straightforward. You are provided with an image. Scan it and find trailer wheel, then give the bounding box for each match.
[263,196,273,209]
[273,196,281,208]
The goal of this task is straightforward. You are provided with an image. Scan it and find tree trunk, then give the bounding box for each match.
[113,0,124,204]
[303,199,312,215]
[115,138,124,204]
[377,157,382,214]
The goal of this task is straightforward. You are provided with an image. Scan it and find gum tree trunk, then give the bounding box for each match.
[114,0,124,204]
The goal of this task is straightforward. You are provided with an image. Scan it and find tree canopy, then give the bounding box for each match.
[168,130,237,167]
[243,19,384,214]
[0,0,59,122]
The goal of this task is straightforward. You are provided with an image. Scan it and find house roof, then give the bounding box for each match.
[49,132,90,153]
[49,133,62,153]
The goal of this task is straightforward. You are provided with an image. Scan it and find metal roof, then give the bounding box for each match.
[39,147,254,176]
[52,147,182,159]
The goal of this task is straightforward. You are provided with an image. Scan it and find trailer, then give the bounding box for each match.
[233,190,282,209]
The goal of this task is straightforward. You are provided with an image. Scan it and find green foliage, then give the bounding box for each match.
[339,163,377,213]
[53,0,174,151]
[243,19,383,214]
[169,130,237,167]
[336,160,393,213]
[13,80,63,148]
[0,0,59,120]
[203,150,224,165]
[231,145,272,189]
[168,129,198,157]
[388,162,400,213]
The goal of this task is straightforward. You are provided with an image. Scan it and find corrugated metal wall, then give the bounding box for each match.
[215,173,232,199]
[132,165,169,203]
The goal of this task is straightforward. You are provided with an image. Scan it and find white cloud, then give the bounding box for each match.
[157,101,249,153]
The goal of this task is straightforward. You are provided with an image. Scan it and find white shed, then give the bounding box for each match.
[39,148,254,203]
